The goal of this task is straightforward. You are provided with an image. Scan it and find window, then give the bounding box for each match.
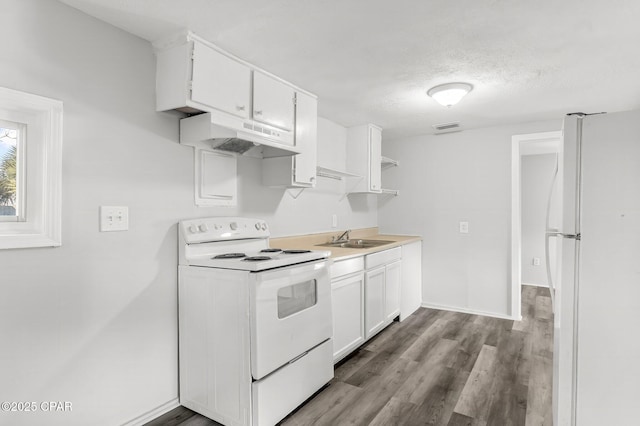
[0,119,25,222]
[277,280,317,318]
[0,87,62,249]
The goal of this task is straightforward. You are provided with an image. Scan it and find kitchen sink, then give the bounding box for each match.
[316,239,393,249]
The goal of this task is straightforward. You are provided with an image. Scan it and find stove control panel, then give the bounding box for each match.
[180,217,270,244]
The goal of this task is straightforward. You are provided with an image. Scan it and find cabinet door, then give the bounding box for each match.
[293,92,318,186]
[400,241,422,321]
[253,72,295,131]
[196,149,237,206]
[364,266,386,339]
[369,126,382,191]
[385,260,401,321]
[331,272,365,362]
[191,41,251,118]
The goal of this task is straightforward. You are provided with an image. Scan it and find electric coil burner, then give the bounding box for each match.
[213,252,246,259]
[178,217,333,426]
[243,256,272,262]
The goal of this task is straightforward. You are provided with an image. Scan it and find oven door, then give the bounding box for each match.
[250,259,332,380]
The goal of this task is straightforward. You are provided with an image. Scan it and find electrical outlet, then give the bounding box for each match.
[100,206,129,232]
[332,214,338,228]
[533,257,541,266]
[459,221,469,234]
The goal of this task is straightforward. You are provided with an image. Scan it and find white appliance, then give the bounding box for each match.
[180,111,300,157]
[178,217,333,426]
[550,111,640,425]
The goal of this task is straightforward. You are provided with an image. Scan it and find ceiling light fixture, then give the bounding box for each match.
[427,82,473,107]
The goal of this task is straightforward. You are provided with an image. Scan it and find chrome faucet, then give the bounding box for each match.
[332,229,351,243]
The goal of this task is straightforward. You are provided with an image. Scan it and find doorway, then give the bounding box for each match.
[510,131,562,319]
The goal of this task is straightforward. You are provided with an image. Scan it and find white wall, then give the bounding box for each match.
[0,2,375,425]
[521,153,556,285]
[379,120,561,318]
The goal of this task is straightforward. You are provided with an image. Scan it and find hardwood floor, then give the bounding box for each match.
[145,285,553,426]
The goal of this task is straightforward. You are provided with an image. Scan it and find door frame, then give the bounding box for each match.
[510,131,562,319]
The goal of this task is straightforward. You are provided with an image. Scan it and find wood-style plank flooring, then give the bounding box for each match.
[145,285,553,426]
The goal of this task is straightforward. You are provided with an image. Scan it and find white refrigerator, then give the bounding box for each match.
[551,110,640,425]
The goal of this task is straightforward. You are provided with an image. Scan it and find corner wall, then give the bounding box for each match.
[378,120,561,318]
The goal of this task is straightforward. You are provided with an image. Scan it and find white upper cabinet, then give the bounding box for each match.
[292,91,317,186]
[155,39,251,115]
[346,124,383,193]
[191,41,251,118]
[155,33,305,135]
[252,72,295,132]
[369,125,382,191]
[262,91,318,188]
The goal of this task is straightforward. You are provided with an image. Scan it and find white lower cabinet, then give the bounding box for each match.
[331,258,365,363]
[332,273,365,363]
[364,248,402,340]
[384,260,402,322]
[400,241,422,321]
[364,266,386,339]
[331,248,404,363]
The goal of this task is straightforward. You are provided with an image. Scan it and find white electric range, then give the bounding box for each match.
[178,217,333,426]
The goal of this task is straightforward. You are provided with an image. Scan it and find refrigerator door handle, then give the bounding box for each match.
[544,153,560,313]
[548,232,581,240]
[545,232,557,313]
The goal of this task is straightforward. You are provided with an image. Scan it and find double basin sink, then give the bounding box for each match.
[316,239,393,249]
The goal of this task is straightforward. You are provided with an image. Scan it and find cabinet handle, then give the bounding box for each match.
[236,105,245,111]
[254,110,263,115]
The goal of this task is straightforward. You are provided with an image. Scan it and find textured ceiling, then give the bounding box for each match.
[58,0,640,140]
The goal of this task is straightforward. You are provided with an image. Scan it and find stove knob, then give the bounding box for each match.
[261,223,267,230]
[255,222,261,230]
[198,224,208,232]
[230,222,238,230]
[188,225,198,234]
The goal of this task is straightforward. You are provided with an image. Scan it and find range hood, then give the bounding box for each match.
[180,112,300,158]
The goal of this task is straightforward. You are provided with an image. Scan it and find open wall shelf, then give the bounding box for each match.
[316,166,362,181]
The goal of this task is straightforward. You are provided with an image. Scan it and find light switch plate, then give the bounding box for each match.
[332,214,338,228]
[100,206,129,232]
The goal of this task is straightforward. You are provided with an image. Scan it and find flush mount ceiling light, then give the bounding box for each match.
[427,82,473,107]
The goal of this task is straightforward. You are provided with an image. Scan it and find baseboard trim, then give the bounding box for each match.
[421,302,519,321]
[121,398,180,426]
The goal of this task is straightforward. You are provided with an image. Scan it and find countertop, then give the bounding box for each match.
[270,228,422,261]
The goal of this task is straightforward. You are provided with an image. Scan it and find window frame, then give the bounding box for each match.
[0,87,63,249]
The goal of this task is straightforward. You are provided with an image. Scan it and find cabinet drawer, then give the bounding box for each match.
[252,339,333,426]
[365,247,401,269]
[331,257,364,279]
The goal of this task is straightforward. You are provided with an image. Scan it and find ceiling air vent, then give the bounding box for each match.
[432,121,462,134]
